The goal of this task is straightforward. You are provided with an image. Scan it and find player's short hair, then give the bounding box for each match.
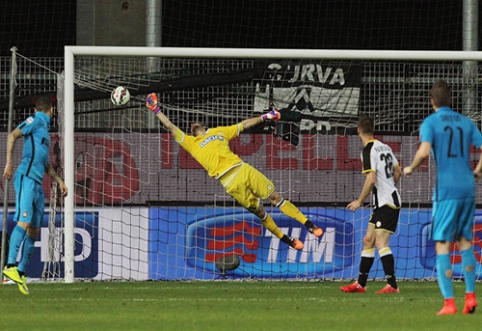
[35,96,53,113]
[430,80,451,108]
[190,122,208,137]
[191,122,207,130]
[357,114,374,135]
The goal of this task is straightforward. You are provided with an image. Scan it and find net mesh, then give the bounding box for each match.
[1,53,482,281]
[64,55,481,280]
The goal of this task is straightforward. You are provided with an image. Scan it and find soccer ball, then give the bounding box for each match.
[110,86,130,106]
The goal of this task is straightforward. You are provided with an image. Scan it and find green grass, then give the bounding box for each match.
[0,281,480,331]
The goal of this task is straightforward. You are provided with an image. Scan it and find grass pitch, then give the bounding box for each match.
[0,281,480,331]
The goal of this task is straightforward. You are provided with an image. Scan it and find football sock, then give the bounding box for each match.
[461,248,476,293]
[281,235,295,246]
[436,253,454,299]
[260,213,284,239]
[277,199,308,224]
[17,235,36,274]
[304,220,316,230]
[379,247,397,289]
[7,225,26,266]
[358,248,375,287]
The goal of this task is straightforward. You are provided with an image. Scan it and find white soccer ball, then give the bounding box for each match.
[111,86,130,106]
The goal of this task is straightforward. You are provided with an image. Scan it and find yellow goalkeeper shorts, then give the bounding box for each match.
[222,163,275,211]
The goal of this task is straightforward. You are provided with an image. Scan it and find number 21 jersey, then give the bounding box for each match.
[420,106,482,201]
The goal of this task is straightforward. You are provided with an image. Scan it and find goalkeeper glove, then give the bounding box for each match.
[146,93,161,115]
[261,108,281,122]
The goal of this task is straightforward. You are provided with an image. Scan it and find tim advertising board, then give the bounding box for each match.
[150,207,355,279]
[185,212,354,277]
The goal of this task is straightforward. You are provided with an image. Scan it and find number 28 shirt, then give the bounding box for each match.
[362,139,401,209]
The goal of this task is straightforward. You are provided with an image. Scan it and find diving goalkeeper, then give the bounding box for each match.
[146,93,323,250]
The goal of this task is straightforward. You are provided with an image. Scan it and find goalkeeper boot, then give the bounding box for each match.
[305,220,323,237]
[463,292,477,314]
[3,266,22,283]
[288,237,304,250]
[340,281,366,293]
[375,284,400,294]
[437,298,457,315]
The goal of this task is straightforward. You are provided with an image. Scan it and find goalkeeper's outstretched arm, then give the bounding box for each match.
[146,93,180,135]
[241,109,281,130]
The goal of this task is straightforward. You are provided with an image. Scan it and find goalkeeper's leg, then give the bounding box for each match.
[268,192,323,237]
[242,164,323,238]
[257,208,303,250]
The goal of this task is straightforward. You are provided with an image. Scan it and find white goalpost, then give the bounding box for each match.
[62,46,482,284]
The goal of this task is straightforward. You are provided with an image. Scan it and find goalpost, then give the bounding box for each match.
[62,46,482,284]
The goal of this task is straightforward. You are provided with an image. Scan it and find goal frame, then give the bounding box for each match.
[63,46,482,283]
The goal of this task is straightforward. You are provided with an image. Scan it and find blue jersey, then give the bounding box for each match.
[420,107,482,201]
[16,111,51,184]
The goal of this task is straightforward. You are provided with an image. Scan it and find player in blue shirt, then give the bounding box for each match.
[3,96,68,294]
[404,80,482,315]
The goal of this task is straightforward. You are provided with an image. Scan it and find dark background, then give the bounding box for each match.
[0,0,480,57]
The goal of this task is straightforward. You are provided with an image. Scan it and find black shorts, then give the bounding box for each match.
[369,205,400,233]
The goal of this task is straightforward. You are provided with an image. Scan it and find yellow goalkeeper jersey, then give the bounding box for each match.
[174,124,244,179]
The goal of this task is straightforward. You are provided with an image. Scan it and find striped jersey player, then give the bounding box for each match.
[362,139,401,210]
[341,114,401,294]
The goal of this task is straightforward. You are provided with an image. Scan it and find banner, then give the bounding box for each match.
[149,207,482,280]
[254,61,361,119]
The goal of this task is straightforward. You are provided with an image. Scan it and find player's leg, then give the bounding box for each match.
[14,227,36,295]
[435,241,456,315]
[374,231,399,293]
[3,174,31,284]
[254,205,303,250]
[17,181,43,279]
[3,221,27,283]
[458,238,477,314]
[372,206,400,294]
[243,164,323,237]
[457,198,477,314]
[267,191,322,237]
[432,200,458,315]
[340,222,375,293]
[223,167,303,250]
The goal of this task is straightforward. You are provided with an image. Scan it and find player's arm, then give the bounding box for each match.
[403,141,431,176]
[347,171,376,212]
[474,146,482,180]
[241,109,280,130]
[3,127,23,180]
[393,164,401,185]
[46,163,68,197]
[146,93,181,135]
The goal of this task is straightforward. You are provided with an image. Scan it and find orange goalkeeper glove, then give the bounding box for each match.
[261,108,280,122]
[146,93,161,115]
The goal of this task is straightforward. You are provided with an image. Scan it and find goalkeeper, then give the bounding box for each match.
[146,93,323,250]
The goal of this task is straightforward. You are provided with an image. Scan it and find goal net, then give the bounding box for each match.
[55,47,482,282]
